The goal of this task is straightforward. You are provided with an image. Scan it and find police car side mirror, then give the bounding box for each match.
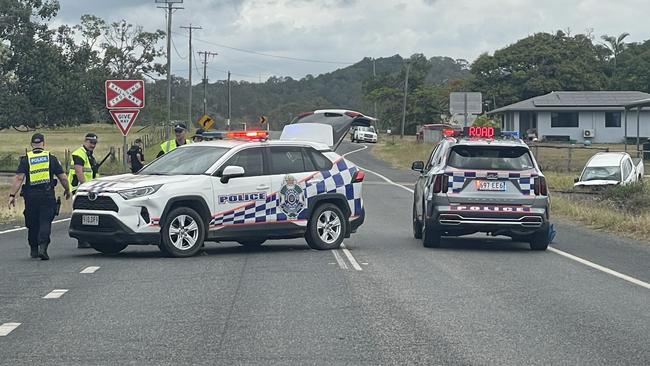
[220,165,245,184]
[574,177,580,183]
[411,161,425,172]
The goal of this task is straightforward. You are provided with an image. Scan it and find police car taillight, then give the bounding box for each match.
[534,176,548,196]
[443,128,458,138]
[431,174,448,194]
[352,170,365,183]
[226,131,268,140]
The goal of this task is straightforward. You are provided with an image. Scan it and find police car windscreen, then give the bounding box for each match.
[139,146,230,175]
[447,146,534,171]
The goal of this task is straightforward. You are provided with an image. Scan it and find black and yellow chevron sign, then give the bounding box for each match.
[259,115,268,125]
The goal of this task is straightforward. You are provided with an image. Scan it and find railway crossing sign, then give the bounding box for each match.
[105,80,145,109]
[109,109,140,136]
[197,114,215,130]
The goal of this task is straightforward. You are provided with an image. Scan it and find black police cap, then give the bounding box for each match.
[174,123,187,131]
[85,133,98,141]
[31,133,45,144]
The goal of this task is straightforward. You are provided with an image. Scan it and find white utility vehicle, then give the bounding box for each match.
[574,152,644,188]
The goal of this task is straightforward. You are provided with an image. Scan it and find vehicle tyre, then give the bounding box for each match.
[305,203,346,250]
[89,242,128,254]
[238,239,266,247]
[413,204,423,239]
[422,220,441,248]
[160,207,205,257]
[528,229,549,251]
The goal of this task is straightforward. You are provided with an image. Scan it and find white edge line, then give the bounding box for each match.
[0,218,70,235]
[344,145,649,291]
[549,247,650,290]
[340,243,363,271]
[343,145,369,157]
[331,250,348,270]
[80,266,100,274]
[43,289,69,299]
[0,323,21,336]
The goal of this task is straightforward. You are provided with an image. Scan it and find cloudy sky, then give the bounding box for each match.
[55,0,650,83]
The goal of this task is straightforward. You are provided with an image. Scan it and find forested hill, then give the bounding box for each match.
[142,55,470,130]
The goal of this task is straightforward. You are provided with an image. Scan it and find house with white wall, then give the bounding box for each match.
[487,91,650,143]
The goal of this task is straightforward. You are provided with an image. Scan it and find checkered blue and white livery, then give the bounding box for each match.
[209,159,363,227]
[445,170,538,195]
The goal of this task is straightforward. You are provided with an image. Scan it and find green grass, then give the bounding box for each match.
[371,136,650,242]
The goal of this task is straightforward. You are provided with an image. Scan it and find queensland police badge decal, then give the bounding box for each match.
[279,175,306,218]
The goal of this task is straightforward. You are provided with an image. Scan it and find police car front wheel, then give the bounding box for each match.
[160,207,206,257]
[306,203,346,250]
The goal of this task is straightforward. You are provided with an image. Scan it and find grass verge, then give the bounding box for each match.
[371,136,650,242]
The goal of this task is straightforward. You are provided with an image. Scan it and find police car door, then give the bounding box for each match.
[268,146,316,223]
[210,147,272,228]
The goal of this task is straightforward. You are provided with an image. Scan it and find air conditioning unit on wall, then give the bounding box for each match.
[583,129,595,138]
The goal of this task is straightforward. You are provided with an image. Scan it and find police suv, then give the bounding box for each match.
[69,119,368,257]
[412,127,551,250]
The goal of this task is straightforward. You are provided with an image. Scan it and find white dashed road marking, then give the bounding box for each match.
[345,145,649,290]
[332,250,348,270]
[80,266,100,274]
[340,243,363,271]
[43,289,69,299]
[0,323,21,336]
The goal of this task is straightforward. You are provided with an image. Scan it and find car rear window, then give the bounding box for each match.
[447,146,534,171]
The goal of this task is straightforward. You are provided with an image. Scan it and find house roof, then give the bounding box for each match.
[487,91,650,114]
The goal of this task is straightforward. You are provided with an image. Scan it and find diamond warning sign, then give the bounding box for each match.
[109,109,140,136]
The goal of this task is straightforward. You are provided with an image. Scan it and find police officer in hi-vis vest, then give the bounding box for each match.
[157,123,191,157]
[8,133,71,260]
[69,133,99,248]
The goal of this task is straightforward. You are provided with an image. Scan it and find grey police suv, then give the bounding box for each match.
[412,130,551,250]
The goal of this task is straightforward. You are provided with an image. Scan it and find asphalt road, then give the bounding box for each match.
[0,141,648,365]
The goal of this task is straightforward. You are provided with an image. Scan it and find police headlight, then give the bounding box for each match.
[118,185,163,200]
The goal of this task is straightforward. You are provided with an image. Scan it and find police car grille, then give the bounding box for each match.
[74,196,119,212]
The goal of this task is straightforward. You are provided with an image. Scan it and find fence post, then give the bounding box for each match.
[567,146,572,172]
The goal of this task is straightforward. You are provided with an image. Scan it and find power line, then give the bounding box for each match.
[172,31,355,65]
[171,36,187,60]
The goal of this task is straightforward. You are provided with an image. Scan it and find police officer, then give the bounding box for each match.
[69,133,99,248]
[127,138,145,173]
[157,123,191,157]
[8,133,70,260]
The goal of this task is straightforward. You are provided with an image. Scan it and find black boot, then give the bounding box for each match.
[77,240,91,249]
[30,246,39,259]
[38,244,49,260]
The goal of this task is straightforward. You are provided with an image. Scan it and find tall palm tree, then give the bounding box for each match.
[601,32,630,88]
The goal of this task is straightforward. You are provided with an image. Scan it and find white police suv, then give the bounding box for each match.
[69,120,367,257]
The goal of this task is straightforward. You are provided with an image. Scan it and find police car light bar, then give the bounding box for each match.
[226,131,269,140]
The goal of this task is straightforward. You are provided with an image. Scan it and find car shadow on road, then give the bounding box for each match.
[427,237,534,252]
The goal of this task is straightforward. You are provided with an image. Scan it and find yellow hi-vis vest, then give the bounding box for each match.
[69,147,95,191]
[160,139,191,154]
[26,150,51,187]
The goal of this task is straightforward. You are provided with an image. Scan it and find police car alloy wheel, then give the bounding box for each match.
[412,204,423,240]
[89,242,128,255]
[306,203,346,250]
[160,207,205,257]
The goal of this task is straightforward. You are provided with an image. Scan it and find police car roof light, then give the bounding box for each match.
[501,130,520,138]
[226,130,269,140]
[443,128,459,137]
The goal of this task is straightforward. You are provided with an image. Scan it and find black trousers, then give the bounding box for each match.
[23,193,56,249]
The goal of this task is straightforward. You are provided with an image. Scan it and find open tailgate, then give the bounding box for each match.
[284,111,376,150]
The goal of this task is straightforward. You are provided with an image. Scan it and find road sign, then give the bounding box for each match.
[259,115,268,124]
[109,109,140,136]
[197,114,215,130]
[449,92,482,115]
[105,80,145,109]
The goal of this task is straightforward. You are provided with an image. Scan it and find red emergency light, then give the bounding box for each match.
[442,128,458,137]
[464,126,499,139]
[226,131,269,140]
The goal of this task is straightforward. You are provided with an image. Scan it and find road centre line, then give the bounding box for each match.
[0,323,21,336]
[43,289,68,299]
[0,218,70,235]
[332,250,348,270]
[548,248,650,290]
[80,266,100,274]
[344,145,649,290]
[341,243,363,271]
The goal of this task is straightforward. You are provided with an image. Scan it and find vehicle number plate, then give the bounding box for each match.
[82,215,99,226]
[478,181,506,191]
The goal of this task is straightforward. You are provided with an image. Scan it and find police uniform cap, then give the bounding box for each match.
[31,133,45,144]
[85,133,98,142]
[174,123,187,132]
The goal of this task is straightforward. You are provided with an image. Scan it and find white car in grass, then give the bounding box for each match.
[574,152,644,188]
[351,126,378,143]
